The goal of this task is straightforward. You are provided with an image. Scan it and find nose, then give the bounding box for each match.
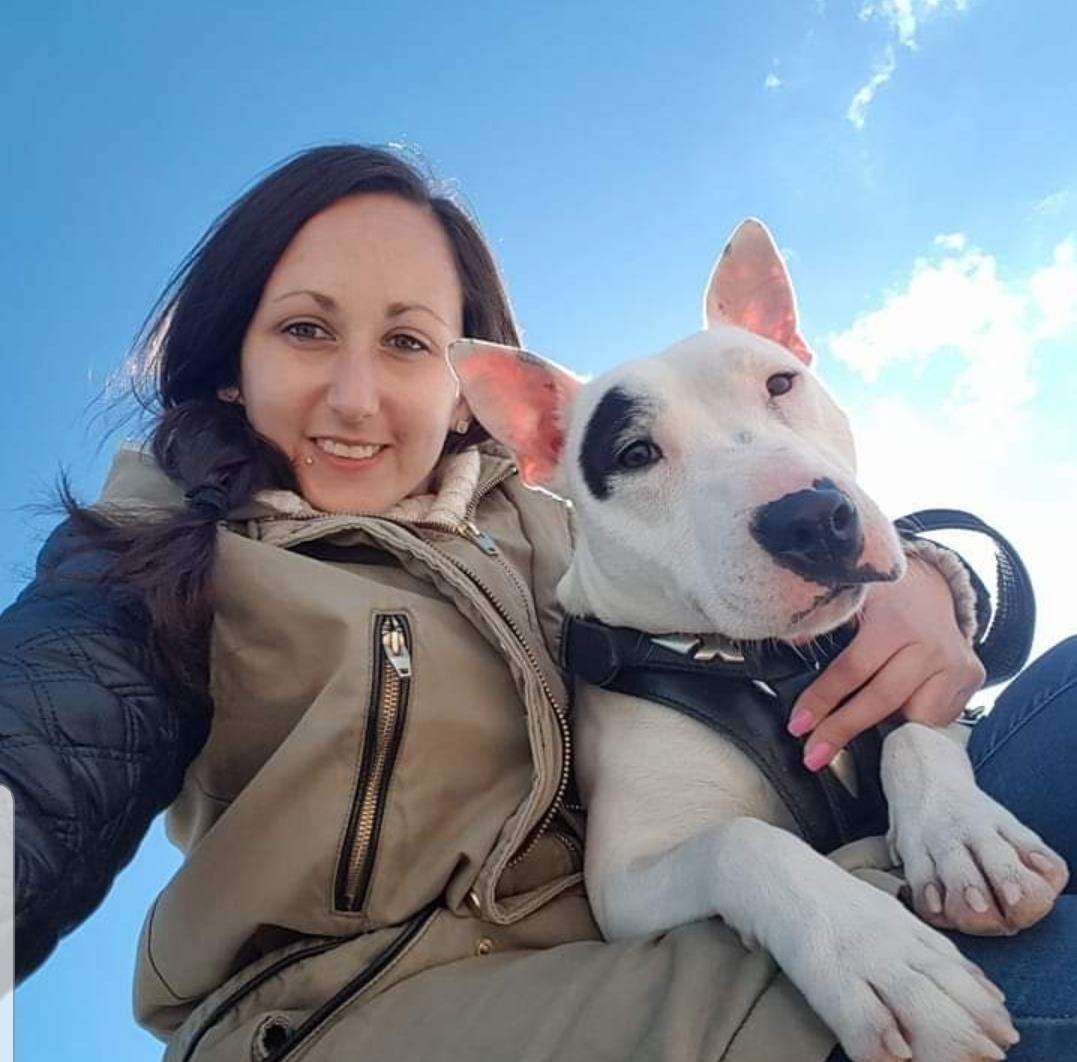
[750,480,864,583]
[327,348,380,422]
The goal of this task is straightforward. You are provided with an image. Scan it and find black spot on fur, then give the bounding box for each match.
[579,387,652,500]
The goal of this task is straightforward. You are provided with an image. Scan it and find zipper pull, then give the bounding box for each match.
[381,617,412,678]
[461,519,498,556]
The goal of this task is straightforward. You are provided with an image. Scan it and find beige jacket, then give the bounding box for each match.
[94,441,887,1062]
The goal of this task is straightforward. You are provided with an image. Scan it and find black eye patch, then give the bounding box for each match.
[579,387,655,500]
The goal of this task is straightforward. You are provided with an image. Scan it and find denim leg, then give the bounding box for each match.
[946,896,1077,1060]
[966,635,1077,880]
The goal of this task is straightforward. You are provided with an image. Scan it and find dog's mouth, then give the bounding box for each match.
[788,583,864,627]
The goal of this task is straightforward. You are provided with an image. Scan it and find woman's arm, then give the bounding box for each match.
[0,520,211,984]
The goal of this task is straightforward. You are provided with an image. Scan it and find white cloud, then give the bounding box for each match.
[859,0,971,49]
[848,0,972,128]
[1031,187,1073,217]
[847,47,897,130]
[823,233,1077,677]
[765,73,783,90]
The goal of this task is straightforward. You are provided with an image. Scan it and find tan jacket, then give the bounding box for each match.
[97,441,857,1062]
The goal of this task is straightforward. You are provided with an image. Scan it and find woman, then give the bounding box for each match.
[1,144,1073,1061]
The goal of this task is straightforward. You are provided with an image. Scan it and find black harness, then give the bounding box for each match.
[563,617,892,853]
[561,509,1036,855]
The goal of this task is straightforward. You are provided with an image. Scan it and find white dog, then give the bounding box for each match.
[449,220,1069,1062]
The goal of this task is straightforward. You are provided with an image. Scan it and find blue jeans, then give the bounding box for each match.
[830,635,1077,1061]
[951,635,1077,1060]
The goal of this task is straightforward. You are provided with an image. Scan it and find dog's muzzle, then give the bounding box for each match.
[750,479,864,585]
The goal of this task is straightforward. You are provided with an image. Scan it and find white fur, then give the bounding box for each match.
[451,219,1065,1061]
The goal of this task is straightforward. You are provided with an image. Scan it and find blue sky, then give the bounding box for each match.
[3,1,1075,1056]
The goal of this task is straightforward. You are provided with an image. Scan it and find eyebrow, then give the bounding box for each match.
[272,289,450,328]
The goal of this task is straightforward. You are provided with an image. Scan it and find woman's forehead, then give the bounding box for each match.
[263,194,462,320]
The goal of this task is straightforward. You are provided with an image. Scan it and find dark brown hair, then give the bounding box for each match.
[55,144,521,699]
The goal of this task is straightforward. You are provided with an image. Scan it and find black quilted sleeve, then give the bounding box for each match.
[0,519,212,985]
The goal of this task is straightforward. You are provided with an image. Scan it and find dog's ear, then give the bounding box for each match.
[702,218,814,366]
[449,339,583,488]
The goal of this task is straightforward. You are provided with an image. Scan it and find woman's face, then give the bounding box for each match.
[232,193,468,513]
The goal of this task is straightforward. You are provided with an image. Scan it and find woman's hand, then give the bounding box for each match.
[789,556,987,772]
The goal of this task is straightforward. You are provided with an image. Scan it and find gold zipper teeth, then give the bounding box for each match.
[344,616,409,910]
[408,465,572,867]
[420,535,572,870]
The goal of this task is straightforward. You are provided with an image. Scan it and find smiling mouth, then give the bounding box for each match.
[311,440,389,470]
[313,436,386,459]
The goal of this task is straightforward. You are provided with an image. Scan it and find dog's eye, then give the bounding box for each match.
[616,439,663,470]
[766,372,797,397]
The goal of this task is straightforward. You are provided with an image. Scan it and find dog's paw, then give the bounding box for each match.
[890,786,1069,936]
[789,886,1019,1062]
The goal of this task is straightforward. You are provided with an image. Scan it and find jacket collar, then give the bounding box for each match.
[97,440,516,536]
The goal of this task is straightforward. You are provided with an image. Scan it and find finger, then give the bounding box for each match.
[803,645,931,770]
[790,634,905,738]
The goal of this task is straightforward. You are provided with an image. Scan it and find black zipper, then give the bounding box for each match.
[334,613,413,912]
[180,904,437,1061]
[179,936,343,1062]
[264,902,437,1061]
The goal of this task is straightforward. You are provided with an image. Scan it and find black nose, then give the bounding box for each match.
[750,481,864,583]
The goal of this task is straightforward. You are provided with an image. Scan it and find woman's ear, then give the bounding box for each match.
[451,399,472,435]
[217,386,244,405]
[448,338,583,488]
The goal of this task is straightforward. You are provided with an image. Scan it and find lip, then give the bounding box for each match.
[310,441,389,473]
[311,435,387,447]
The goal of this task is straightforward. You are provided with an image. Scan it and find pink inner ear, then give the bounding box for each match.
[705,221,814,366]
[452,342,582,487]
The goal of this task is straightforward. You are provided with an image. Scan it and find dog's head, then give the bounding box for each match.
[450,219,905,643]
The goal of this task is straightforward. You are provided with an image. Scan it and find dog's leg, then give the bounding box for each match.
[882,722,1069,935]
[578,688,1018,1061]
[592,816,1020,1061]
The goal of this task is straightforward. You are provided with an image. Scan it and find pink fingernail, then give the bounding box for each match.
[1029,852,1054,873]
[803,742,835,772]
[788,708,814,737]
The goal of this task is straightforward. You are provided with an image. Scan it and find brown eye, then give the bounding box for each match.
[766,372,797,397]
[616,439,663,470]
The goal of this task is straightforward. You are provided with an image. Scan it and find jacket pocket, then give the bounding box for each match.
[334,612,413,913]
[176,906,438,1062]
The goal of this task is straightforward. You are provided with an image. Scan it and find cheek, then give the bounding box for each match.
[240,355,312,448]
[395,364,459,443]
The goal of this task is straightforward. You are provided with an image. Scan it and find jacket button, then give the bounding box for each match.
[475,937,494,957]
